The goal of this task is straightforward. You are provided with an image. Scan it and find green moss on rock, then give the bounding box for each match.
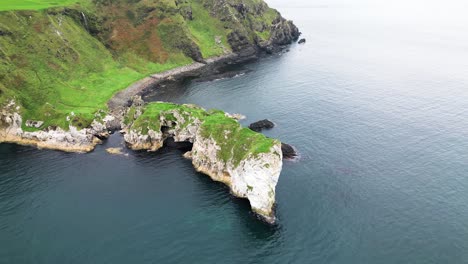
[200,112,276,167]
[126,102,276,167]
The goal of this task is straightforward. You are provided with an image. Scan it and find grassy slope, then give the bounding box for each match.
[0,11,157,130]
[186,1,230,58]
[0,0,280,131]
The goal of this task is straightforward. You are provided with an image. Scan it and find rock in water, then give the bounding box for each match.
[249,119,275,132]
[298,38,306,44]
[106,148,124,155]
[122,102,283,223]
[248,118,298,160]
[281,143,298,159]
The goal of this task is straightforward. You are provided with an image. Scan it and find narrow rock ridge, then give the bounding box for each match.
[122,99,283,223]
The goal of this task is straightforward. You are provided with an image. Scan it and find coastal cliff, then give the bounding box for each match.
[0,0,297,224]
[0,0,299,150]
[0,100,115,152]
[123,100,282,223]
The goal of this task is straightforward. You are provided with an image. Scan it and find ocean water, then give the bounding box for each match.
[1,1,468,263]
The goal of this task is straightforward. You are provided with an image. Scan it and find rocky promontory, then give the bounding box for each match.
[122,99,283,223]
[0,0,299,153]
[0,100,113,152]
[0,0,299,223]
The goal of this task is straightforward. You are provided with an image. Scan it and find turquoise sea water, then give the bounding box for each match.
[1,2,468,263]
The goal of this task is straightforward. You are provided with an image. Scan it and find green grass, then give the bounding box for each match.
[0,0,282,133]
[0,11,142,130]
[128,102,209,134]
[126,102,276,167]
[186,2,230,58]
[0,9,191,130]
[0,0,82,11]
[200,112,276,166]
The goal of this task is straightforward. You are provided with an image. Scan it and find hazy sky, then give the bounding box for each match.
[265,0,468,8]
[265,0,468,23]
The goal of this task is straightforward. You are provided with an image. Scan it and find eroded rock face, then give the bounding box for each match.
[189,130,282,223]
[122,101,283,223]
[124,128,163,151]
[270,17,301,46]
[122,102,203,151]
[0,100,110,152]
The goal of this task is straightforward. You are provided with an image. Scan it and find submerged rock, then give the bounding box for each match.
[122,101,283,223]
[106,147,125,155]
[249,119,275,132]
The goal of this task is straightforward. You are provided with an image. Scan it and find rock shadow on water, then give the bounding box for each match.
[192,169,281,239]
[123,142,280,239]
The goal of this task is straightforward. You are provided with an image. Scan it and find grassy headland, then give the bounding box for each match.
[0,0,291,131]
[125,102,277,166]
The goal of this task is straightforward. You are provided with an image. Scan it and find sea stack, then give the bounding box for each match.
[122,100,283,223]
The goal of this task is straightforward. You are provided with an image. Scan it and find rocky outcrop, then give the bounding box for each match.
[248,118,299,159]
[259,17,301,53]
[0,100,111,152]
[281,143,298,160]
[298,38,306,44]
[200,0,300,54]
[106,147,126,155]
[187,130,282,223]
[122,101,283,223]
[249,119,275,132]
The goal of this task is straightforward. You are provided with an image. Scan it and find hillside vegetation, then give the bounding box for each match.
[0,0,298,130]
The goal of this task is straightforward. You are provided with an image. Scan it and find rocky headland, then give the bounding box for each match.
[122,99,283,223]
[0,0,300,223]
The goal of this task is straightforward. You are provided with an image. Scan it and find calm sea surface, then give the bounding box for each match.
[1,2,468,263]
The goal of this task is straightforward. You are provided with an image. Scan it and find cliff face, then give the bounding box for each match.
[188,127,282,223]
[123,100,283,223]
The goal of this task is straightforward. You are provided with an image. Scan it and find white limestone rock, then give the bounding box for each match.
[0,100,109,152]
[189,130,283,223]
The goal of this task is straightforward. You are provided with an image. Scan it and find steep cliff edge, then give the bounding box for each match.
[122,100,282,223]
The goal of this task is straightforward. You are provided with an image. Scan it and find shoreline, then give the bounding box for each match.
[0,134,98,153]
[107,52,249,116]
[0,48,276,153]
